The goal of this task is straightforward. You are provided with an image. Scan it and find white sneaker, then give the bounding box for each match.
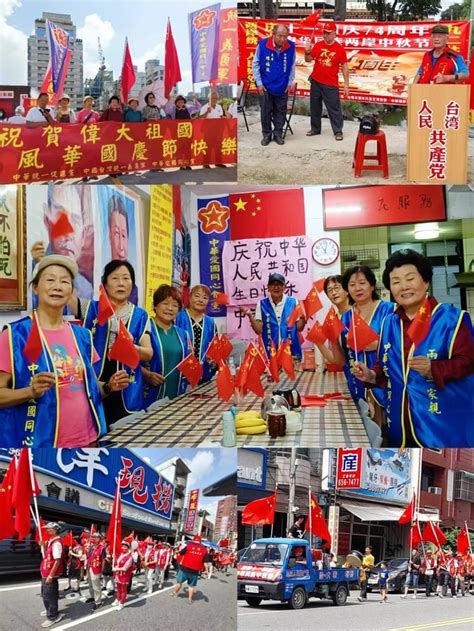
[401,595,406,599]
[147,589,153,595]
[40,611,47,617]
[112,599,119,606]
[412,595,417,599]
[117,603,123,611]
[41,615,64,628]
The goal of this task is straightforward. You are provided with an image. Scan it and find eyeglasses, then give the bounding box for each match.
[326,284,342,294]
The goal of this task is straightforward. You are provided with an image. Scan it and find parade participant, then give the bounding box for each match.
[142,92,164,120]
[305,22,349,141]
[204,546,213,579]
[0,255,111,448]
[456,553,467,597]
[102,542,115,596]
[446,549,458,597]
[143,540,158,594]
[401,548,422,599]
[77,96,100,124]
[40,522,64,628]
[379,562,389,603]
[421,549,437,597]
[85,532,105,610]
[164,93,200,119]
[288,515,305,538]
[100,96,123,122]
[123,97,143,122]
[358,546,375,602]
[437,550,450,598]
[354,249,474,447]
[328,553,337,568]
[65,541,84,595]
[113,541,134,611]
[414,24,469,84]
[144,285,191,406]
[171,535,207,604]
[199,91,224,119]
[8,105,26,123]
[55,94,76,123]
[292,546,308,566]
[81,260,152,426]
[175,284,217,383]
[465,553,473,594]
[156,542,172,589]
[252,24,295,145]
[26,92,55,128]
[128,539,140,593]
[241,273,306,360]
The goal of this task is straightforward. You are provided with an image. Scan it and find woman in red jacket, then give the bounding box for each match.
[113,541,134,610]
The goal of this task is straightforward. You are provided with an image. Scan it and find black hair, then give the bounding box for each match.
[382,248,433,290]
[323,274,344,295]
[108,95,120,105]
[108,195,129,236]
[38,92,49,99]
[342,265,379,300]
[101,259,136,287]
[145,92,156,105]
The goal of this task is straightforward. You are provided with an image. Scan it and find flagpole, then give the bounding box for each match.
[352,307,358,358]
[112,483,120,567]
[270,484,277,538]
[27,449,44,558]
[465,521,472,555]
[308,486,312,549]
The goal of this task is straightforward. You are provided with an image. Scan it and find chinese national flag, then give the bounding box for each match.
[269,340,280,382]
[50,211,74,239]
[0,457,16,541]
[457,525,470,556]
[398,493,415,524]
[347,312,379,352]
[216,363,235,402]
[422,521,447,546]
[124,530,135,543]
[12,449,41,541]
[256,336,269,369]
[322,307,345,343]
[244,361,265,398]
[97,284,115,326]
[247,342,266,376]
[120,37,136,103]
[176,353,203,387]
[62,530,74,547]
[277,339,296,381]
[407,297,432,348]
[235,351,251,391]
[90,524,97,535]
[164,19,182,97]
[108,320,140,369]
[306,320,327,345]
[106,485,122,558]
[287,302,304,329]
[215,292,229,305]
[303,286,323,319]
[23,313,43,364]
[34,518,48,544]
[411,520,423,547]
[229,189,305,239]
[241,493,276,525]
[206,335,233,363]
[300,9,322,25]
[308,494,331,545]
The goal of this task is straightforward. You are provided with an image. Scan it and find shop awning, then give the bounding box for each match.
[340,499,407,522]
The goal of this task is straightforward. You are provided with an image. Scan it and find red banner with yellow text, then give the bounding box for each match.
[0,119,237,183]
[238,20,470,106]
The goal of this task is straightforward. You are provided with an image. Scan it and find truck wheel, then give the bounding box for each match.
[332,584,348,606]
[288,586,307,610]
[245,597,262,607]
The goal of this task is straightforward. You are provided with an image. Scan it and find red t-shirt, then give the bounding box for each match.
[309,40,347,87]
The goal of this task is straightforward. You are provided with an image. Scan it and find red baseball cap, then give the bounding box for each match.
[193,535,202,543]
[323,23,337,33]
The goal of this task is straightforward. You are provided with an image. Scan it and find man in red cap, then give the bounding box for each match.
[305,22,349,141]
[171,535,207,604]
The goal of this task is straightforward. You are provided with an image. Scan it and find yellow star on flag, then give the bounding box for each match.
[234,197,247,212]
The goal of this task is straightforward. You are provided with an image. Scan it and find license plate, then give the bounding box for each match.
[245,585,259,594]
[368,578,378,584]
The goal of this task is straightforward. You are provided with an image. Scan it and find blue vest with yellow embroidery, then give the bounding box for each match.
[0,316,106,448]
[83,300,149,413]
[145,321,190,407]
[175,309,216,382]
[379,303,474,447]
[341,301,395,405]
[261,296,302,360]
[257,37,296,97]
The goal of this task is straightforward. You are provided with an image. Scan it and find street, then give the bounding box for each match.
[237,591,474,631]
[0,567,236,631]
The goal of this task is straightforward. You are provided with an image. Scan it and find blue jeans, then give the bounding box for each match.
[41,577,59,620]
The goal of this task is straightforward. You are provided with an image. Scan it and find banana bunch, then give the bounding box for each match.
[235,410,267,435]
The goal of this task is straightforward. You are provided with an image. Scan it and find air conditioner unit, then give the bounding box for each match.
[427,486,442,495]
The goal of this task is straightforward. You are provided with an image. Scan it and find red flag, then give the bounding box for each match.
[247,342,266,376]
[124,530,135,543]
[0,458,16,541]
[206,335,233,363]
[407,297,432,348]
[215,292,229,305]
[457,525,470,555]
[216,363,235,401]
[106,485,122,558]
[287,302,304,329]
[422,521,447,546]
[34,518,50,544]
[306,320,328,345]
[50,211,74,240]
[241,493,276,525]
[303,286,323,319]
[411,520,423,547]
[322,307,345,343]
[269,340,280,382]
[23,313,43,364]
[176,353,203,387]
[218,537,229,548]
[256,336,269,369]
[314,278,325,293]
[164,19,182,97]
[347,311,379,352]
[90,524,97,535]
[244,361,265,398]
[300,10,322,25]
[398,494,415,525]
[97,284,115,326]
[120,37,136,103]
[62,530,74,547]
[277,339,296,381]
[229,189,305,239]
[108,320,140,369]
[308,494,331,545]
[12,449,41,542]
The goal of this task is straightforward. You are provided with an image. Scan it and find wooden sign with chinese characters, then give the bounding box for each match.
[0,185,26,310]
[407,84,470,184]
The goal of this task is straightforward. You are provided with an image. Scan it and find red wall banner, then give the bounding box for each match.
[216,8,238,84]
[0,118,237,183]
[336,448,363,489]
[185,488,200,532]
[238,20,470,106]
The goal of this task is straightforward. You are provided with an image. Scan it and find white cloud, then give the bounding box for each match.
[0,13,27,84]
[77,14,115,80]
[186,450,216,489]
[133,42,165,73]
[201,500,218,524]
[0,0,22,19]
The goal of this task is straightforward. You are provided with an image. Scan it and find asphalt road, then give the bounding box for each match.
[0,567,236,631]
[237,590,474,631]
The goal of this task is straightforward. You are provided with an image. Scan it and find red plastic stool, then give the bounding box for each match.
[352,131,389,178]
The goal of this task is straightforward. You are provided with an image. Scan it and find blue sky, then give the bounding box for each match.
[1,0,234,93]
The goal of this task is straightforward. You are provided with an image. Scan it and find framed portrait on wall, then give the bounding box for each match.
[0,185,26,311]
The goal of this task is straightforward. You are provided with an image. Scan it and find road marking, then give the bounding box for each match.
[0,579,68,592]
[238,610,289,616]
[54,585,175,630]
[389,618,474,631]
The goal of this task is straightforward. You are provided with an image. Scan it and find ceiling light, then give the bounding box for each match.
[414,223,439,240]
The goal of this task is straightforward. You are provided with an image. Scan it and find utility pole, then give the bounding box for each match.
[287,448,297,534]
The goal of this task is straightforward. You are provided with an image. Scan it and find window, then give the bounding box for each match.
[421,467,435,492]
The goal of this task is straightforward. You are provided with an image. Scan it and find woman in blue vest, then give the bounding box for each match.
[143,285,191,407]
[354,249,474,447]
[82,260,153,427]
[175,284,217,383]
[0,255,124,448]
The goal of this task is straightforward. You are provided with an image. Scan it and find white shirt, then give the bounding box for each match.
[7,115,26,124]
[200,103,224,119]
[26,106,54,123]
[254,295,288,323]
[49,538,63,559]
[228,102,237,118]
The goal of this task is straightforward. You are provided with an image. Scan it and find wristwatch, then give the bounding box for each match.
[102,381,112,396]
[454,73,459,82]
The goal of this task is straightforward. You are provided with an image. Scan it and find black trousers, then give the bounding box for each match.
[41,577,59,620]
[259,91,288,139]
[359,579,368,599]
[425,573,436,596]
[309,80,343,135]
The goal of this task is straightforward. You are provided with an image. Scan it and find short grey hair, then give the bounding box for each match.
[273,24,289,35]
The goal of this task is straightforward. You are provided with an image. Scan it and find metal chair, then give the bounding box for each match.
[237,78,250,132]
[282,82,298,139]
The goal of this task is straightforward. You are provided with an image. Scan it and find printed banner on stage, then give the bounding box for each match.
[197,195,230,317]
[146,185,173,315]
[185,488,200,532]
[238,19,470,106]
[189,3,221,83]
[216,8,238,84]
[222,235,313,307]
[0,119,237,184]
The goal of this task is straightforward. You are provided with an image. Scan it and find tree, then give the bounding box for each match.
[258,0,277,18]
[333,0,348,21]
[440,0,470,20]
[366,0,441,20]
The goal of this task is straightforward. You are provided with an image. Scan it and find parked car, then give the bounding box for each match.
[367,558,425,593]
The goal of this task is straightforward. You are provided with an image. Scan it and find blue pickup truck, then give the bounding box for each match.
[237,538,360,610]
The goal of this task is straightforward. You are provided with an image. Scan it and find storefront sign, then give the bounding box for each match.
[336,448,363,489]
[185,488,200,532]
[237,448,268,490]
[146,185,173,315]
